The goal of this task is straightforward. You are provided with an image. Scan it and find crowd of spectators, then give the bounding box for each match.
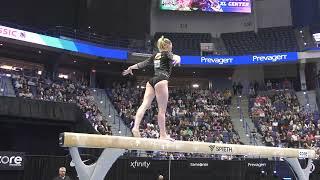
[10,69,112,135]
[109,82,242,158]
[250,90,320,156]
[9,67,320,158]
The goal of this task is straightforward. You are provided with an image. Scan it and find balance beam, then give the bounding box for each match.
[59,132,316,159]
[59,132,316,180]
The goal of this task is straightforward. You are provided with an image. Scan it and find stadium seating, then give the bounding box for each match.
[109,82,241,145]
[249,89,320,156]
[153,32,212,55]
[310,24,320,34]
[8,70,112,135]
[221,26,299,55]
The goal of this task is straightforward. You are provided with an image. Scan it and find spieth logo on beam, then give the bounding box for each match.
[209,145,233,153]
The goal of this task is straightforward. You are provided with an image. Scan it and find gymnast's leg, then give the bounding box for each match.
[154,80,174,141]
[132,82,155,137]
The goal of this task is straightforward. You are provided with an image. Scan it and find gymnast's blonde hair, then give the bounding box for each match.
[157,36,172,52]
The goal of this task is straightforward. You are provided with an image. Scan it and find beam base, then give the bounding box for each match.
[69,147,314,180]
[285,158,313,180]
[69,147,125,180]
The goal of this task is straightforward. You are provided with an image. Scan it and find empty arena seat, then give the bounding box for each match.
[221,26,299,55]
[310,24,320,34]
[153,32,212,55]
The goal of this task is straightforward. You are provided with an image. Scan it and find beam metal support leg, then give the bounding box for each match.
[285,158,313,180]
[69,147,125,180]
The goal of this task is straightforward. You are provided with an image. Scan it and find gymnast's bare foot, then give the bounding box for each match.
[160,134,175,142]
[132,129,141,138]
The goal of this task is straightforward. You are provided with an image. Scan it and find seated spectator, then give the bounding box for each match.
[11,70,112,136]
[266,80,272,90]
[18,87,33,98]
[250,89,320,157]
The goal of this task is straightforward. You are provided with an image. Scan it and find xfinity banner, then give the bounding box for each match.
[129,159,152,169]
[181,52,299,66]
[0,151,25,170]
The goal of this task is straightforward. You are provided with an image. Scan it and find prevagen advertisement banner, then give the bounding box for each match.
[0,25,128,60]
[181,52,299,66]
[160,0,251,13]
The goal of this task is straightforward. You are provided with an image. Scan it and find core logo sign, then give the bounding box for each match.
[0,152,25,170]
[0,156,22,166]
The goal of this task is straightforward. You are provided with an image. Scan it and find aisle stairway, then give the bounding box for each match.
[91,88,132,136]
[0,75,16,97]
[296,90,318,112]
[229,96,263,146]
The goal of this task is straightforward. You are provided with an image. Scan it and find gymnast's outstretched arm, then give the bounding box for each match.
[122,55,155,76]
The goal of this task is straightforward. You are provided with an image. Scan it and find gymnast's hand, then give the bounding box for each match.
[172,55,181,66]
[122,67,133,76]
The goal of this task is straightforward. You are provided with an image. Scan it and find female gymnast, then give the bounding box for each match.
[122,36,181,141]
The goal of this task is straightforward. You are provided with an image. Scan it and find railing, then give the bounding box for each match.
[237,95,258,146]
[0,74,9,97]
[302,91,319,131]
[2,21,319,57]
[93,88,130,136]
[0,20,151,53]
[0,21,214,55]
[45,26,146,51]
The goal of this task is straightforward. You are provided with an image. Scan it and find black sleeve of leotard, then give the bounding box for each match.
[137,54,155,69]
[162,51,174,61]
